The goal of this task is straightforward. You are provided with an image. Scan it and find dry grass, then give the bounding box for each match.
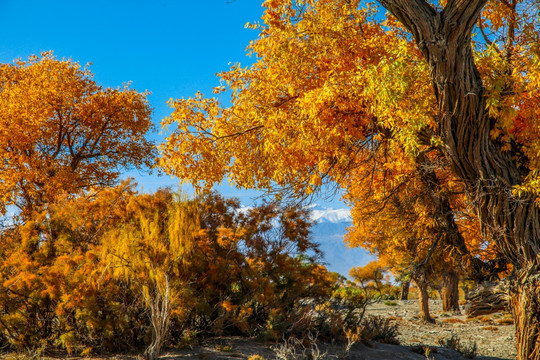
[441,318,465,324]
[479,316,493,323]
[466,315,493,324]
[496,314,514,325]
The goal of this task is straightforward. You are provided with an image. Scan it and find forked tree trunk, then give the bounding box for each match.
[378,1,540,358]
[441,271,460,313]
[400,280,410,300]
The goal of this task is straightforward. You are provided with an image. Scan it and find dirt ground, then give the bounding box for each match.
[31,300,515,360]
[364,299,516,360]
[151,299,515,360]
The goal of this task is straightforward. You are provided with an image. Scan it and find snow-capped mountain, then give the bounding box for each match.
[310,205,374,277]
[237,204,374,277]
[310,207,352,223]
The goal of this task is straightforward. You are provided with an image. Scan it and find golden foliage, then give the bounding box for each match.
[0,52,155,218]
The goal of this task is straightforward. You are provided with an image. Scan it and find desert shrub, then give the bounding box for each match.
[272,334,327,360]
[177,193,338,340]
[0,182,149,354]
[438,332,477,359]
[215,344,234,352]
[0,189,341,356]
[439,332,460,350]
[359,316,399,344]
[248,355,266,360]
[460,341,478,359]
[173,329,200,350]
[255,282,370,343]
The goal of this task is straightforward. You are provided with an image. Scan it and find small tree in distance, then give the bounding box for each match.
[349,261,387,298]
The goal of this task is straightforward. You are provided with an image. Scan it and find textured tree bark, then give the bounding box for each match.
[143,274,172,360]
[510,276,540,360]
[412,271,434,323]
[441,270,460,313]
[377,1,540,358]
[400,280,410,301]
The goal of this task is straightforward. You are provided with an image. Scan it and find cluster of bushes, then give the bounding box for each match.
[0,180,383,357]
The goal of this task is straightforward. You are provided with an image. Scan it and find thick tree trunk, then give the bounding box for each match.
[412,272,434,323]
[441,271,460,313]
[511,276,540,360]
[400,280,410,300]
[377,1,540,358]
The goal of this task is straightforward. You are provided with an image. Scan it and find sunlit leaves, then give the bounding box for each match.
[159,0,420,196]
[0,52,155,218]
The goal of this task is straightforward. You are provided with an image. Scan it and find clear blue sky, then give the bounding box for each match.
[0,0,346,208]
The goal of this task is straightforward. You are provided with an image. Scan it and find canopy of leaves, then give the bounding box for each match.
[158,0,540,206]
[159,0,435,197]
[0,52,155,218]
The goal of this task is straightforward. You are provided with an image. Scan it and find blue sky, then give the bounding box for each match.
[0,0,347,208]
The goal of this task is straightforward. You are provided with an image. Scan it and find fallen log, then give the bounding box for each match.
[464,281,510,317]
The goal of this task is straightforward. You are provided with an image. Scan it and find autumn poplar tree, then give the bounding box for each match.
[159,1,540,357]
[0,52,155,352]
[349,260,387,298]
[0,52,155,220]
[343,140,500,315]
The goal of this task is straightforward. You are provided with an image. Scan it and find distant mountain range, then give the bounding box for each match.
[309,205,374,277]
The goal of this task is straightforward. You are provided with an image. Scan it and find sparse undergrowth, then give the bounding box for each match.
[359,316,399,345]
[437,332,477,359]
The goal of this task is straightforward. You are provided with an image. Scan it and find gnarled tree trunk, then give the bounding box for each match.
[511,276,540,360]
[464,281,509,317]
[415,152,500,284]
[378,1,540,358]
